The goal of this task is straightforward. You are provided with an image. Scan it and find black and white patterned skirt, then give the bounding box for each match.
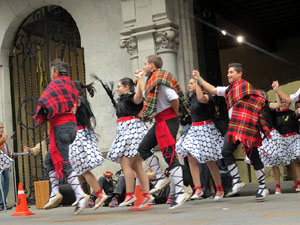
[282,133,300,159]
[107,118,148,163]
[176,121,224,163]
[258,129,293,167]
[69,129,104,175]
[0,151,12,170]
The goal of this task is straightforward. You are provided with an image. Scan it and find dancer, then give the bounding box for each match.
[176,75,224,201]
[273,95,300,191]
[195,63,269,201]
[256,90,291,194]
[69,81,107,209]
[0,122,13,210]
[33,59,89,215]
[272,81,300,190]
[136,55,190,209]
[102,74,154,208]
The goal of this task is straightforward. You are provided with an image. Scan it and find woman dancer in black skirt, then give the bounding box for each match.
[69,81,107,210]
[176,73,224,200]
[105,72,154,208]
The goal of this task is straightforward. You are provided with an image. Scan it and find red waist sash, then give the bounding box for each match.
[49,113,76,178]
[192,120,211,126]
[282,132,297,137]
[117,116,139,124]
[154,107,178,165]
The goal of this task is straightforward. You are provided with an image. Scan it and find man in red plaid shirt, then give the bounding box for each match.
[193,63,269,201]
[33,59,89,215]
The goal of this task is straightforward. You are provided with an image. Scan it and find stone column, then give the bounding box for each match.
[154,28,179,78]
[120,36,139,73]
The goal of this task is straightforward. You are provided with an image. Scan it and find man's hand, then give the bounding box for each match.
[135,69,144,79]
[71,103,77,113]
[192,70,201,81]
[24,146,31,154]
[272,80,279,90]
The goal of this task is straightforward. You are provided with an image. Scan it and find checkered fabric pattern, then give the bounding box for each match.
[33,76,78,124]
[138,69,190,121]
[225,79,269,149]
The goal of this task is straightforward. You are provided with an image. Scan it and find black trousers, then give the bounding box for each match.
[45,122,77,177]
[221,133,264,170]
[138,117,181,170]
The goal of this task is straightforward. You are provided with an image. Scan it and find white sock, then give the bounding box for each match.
[255,168,266,190]
[67,171,85,207]
[48,170,59,202]
[145,155,164,180]
[227,163,241,184]
[171,166,184,202]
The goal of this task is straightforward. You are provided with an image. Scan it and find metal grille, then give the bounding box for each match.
[9,6,86,199]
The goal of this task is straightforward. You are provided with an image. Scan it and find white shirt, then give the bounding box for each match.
[157,85,179,114]
[216,86,233,119]
[290,88,300,103]
[143,85,179,115]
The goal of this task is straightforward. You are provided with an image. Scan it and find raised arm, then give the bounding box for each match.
[195,79,209,104]
[132,70,145,104]
[192,70,217,96]
[272,80,291,104]
[269,89,282,110]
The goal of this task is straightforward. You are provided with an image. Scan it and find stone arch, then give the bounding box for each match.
[0,1,85,129]
[2,2,87,198]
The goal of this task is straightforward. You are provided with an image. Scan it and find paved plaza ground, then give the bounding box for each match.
[1,182,300,225]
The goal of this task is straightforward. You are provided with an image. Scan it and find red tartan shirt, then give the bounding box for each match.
[224,79,268,149]
[33,76,78,124]
[33,75,78,178]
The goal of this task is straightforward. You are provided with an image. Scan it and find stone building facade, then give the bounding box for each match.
[0,0,199,201]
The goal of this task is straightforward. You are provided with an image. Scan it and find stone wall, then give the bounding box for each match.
[0,0,200,203]
[0,0,132,202]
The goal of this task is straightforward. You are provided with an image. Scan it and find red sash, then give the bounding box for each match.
[117,116,139,124]
[154,107,178,165]
[49,113,76,178]
[192,120,211,126]
[77,125,88,130]
[282,132,296,137]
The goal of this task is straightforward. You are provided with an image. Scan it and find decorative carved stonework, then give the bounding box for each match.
[120,37,138,56]
[154,30,179,53]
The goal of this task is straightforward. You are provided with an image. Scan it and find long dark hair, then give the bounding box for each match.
[91,74,116,108]
[73,80,96,97]
[73,80,97,129]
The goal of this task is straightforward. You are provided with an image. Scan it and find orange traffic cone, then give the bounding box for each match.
[130,180,154,211]
[12,183,35,216]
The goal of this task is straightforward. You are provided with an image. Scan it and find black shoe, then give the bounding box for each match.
[6,205,13,210]
[0,206,4,211]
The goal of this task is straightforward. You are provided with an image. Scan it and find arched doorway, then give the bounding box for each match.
[9,6,85,199]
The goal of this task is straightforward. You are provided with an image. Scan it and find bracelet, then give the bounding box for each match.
[197,78,203,85]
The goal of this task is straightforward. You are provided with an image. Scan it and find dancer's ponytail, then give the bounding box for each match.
[91,74,117,108]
